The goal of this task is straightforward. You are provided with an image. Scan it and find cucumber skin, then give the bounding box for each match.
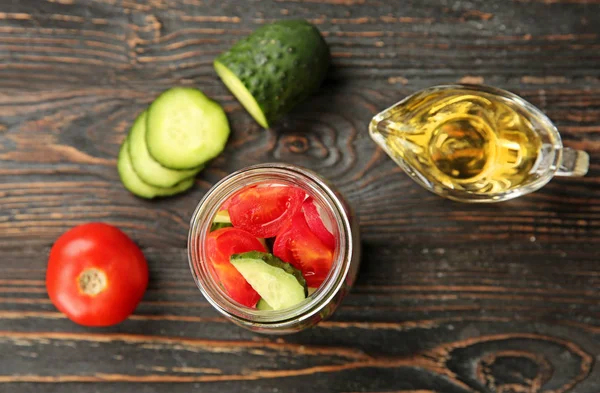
[210,222,233,232]
[215,19,330,128]
[231,251,308,296]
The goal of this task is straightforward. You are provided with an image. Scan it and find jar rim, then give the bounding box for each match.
[188,163,354,328]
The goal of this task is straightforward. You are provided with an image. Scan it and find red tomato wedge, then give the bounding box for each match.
[219,199,232,211]
[205,227,265,307]
[206,227,266,266]
[273,229,293,263]
[212,263,260,308]
[219,186,258,211]
[274,212,334,287]
[302,197,336,249]
[228,185,306,238]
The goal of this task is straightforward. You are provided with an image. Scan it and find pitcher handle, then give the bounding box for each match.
[555,147,589,177]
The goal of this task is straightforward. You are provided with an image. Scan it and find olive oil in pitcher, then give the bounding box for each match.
[369,85,590,202]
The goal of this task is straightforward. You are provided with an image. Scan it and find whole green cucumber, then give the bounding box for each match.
[214,19,330,128]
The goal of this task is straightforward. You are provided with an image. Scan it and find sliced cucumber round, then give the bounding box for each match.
[146,87,230,170]
[118,139,195,199]
[214,19,330,128]
[129,110,203,188]
[230,251,307,311]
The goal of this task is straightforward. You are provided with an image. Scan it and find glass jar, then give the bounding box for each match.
[188,163,360,334]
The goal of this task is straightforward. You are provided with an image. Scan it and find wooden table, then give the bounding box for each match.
[1,0,599,392]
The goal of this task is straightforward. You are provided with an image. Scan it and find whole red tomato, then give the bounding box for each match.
[46,223,148,327]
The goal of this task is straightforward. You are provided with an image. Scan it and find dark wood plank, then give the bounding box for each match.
[1,0,599,392]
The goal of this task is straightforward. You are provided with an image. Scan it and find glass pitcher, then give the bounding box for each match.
[369,84,589,203]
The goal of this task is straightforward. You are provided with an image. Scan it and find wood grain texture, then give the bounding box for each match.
[1,0,599,392]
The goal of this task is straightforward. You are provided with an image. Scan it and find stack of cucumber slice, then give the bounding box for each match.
[118,20,330,196]
[118,87,230,198]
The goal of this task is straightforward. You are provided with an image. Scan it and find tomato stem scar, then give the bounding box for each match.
[77,268,107,296]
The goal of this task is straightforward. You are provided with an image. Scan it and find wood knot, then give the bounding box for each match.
[476,350,552,393]
[439,334,593,393]
[281,135,309,154]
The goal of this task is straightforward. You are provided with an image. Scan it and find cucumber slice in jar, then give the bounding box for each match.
[117,140,195,199]
[213,210,231,223]
[128,110,203,188]
[146,87,230,169]
[257,290,317,311]
[230,251,307,311]
[210,222,233,231]
[210,210,233,231]
[256,299,273,311]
